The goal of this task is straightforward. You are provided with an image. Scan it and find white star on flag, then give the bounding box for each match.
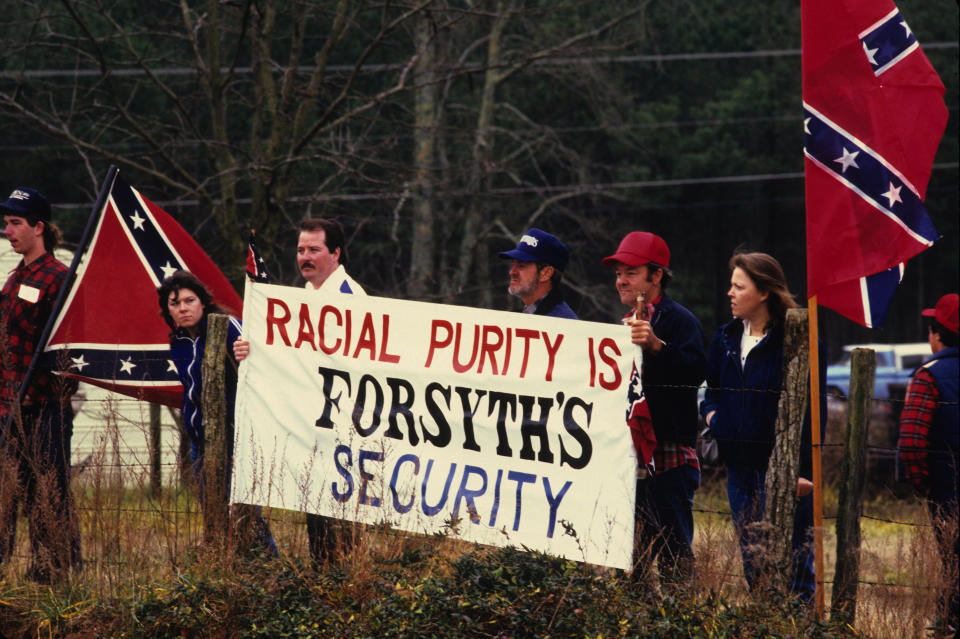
[70,355,89,372]
[900,21,911,39]
[804,117,811,134]
[882,182,903,207]
[862,42,879,65]
[834,147,860,173]
[160,261,178,279]
[167,359,178,373]
[119,357,136,374]
[129,210,147,230]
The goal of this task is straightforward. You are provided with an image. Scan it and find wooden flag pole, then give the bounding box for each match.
[808,294,826,618]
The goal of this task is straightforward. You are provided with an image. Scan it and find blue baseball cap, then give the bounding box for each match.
[1,187,51,222]
[499,228,570,272]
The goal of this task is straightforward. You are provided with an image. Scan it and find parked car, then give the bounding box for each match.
[825,342,930,400]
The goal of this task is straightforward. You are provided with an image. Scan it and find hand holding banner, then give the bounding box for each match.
[233,282,638,569]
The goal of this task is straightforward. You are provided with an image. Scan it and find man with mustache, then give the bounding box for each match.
[236,217,365,564]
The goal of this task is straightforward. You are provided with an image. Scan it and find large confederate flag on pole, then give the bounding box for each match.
[42,168,242,407]
[802,0,947,327]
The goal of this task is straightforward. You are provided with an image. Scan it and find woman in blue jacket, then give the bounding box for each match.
[158,270,276,556]
[700,252,816,601]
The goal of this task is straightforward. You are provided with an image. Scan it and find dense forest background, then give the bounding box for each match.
[2,0,956,361]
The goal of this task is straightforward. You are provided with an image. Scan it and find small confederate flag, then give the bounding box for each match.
[625,299,656,472]
[245,230,271,283]
[626,361,656,473]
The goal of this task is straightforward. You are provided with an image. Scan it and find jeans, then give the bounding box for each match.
[0,401,81,578]
[634,464,700,583]
[726,465,815,601]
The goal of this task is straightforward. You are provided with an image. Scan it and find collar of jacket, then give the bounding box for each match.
[533,286,566,316]
[719,317,780,354]
[172,316,208,342]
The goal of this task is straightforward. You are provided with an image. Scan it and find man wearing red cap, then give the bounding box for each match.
[602,231,706,586]
[898,293,958,635]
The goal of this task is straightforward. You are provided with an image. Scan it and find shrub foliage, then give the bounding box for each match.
[0,544,859,638]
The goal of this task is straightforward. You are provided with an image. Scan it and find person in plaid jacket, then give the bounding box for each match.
[898,293,958,635]
[0,187,81,582]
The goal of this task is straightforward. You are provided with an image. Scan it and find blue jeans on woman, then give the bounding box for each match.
[726,465,815,601]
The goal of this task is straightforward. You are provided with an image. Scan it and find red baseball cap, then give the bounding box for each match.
[922,293,959,334]
[601,231,670,268]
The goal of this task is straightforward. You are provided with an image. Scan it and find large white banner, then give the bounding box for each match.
[234,281,637,569]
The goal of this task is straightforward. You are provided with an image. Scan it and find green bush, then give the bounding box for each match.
[3,545,859,638]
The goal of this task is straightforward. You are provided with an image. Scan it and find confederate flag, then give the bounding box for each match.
[245,230,271,283]
[42,169,242,407]
[802,0,946,327]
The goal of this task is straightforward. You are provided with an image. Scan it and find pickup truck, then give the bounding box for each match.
[825,342,930,400]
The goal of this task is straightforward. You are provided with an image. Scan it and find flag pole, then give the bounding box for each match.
[807,294,825,618]
[11,165,119,416]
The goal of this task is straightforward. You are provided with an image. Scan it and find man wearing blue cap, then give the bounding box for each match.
[498,228,577,319]
[1,187,81,582]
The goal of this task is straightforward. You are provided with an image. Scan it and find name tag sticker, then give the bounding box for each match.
[18,285,40,304]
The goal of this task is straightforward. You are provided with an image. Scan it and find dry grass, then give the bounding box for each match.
[693,470,949,639]
[0,408,952,638]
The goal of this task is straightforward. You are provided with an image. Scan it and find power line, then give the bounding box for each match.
[52,162,958,210]
[3,42,956,80]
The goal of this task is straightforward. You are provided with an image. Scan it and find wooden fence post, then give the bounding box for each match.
[202,313,230,547]
[149,402,161,499]
[831,348,876,623]
[762,308,809,587]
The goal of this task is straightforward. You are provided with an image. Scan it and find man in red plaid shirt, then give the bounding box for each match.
[1,187,81,582]
[898,293,958,635]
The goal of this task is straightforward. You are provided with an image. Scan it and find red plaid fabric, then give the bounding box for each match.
[1,252,71,415]
[653,441,701,473]
[897,368,939,492]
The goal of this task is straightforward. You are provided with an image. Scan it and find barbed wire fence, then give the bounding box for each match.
[1,359,954,608]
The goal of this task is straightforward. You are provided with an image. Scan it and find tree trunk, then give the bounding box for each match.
[447,0,508,302]
[761,308,809,586]
[409,10,439,298]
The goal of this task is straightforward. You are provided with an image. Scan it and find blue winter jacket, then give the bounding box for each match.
[918,346,959,500]
[169,314,242,461]
[642,294,707,447]
[700,318,825,475]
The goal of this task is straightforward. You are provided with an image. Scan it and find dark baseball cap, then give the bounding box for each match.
[1,187,51,222]
[499,228,570,272]
[922,293,959,334]
[601,231,670,268]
